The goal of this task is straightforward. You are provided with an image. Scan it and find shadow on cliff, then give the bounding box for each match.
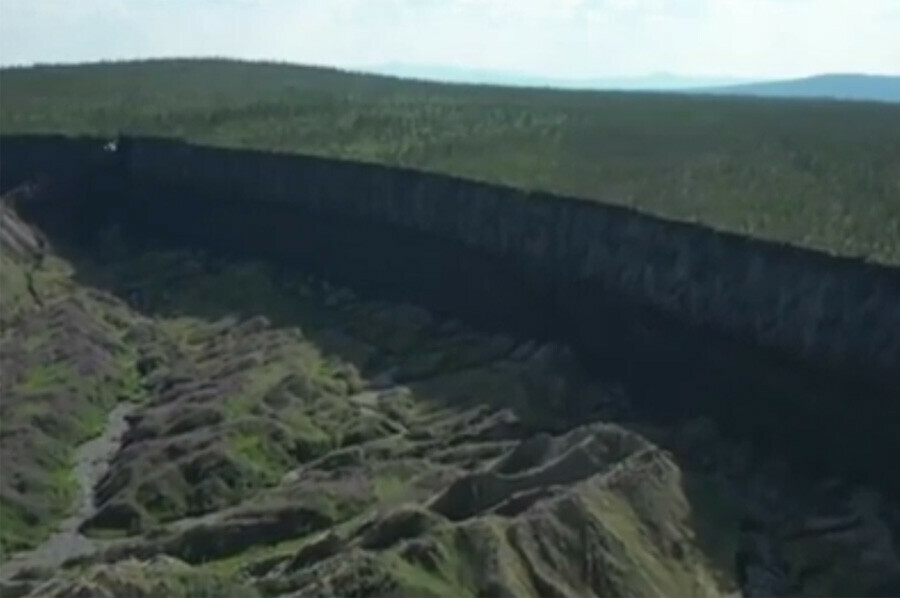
[34,220,886,486]
[7,177,898,501]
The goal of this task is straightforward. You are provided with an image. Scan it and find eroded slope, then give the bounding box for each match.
[0,199,144,561]
[1,193,899,598]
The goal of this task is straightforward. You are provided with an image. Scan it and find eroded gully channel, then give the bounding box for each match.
[0,403,135,580]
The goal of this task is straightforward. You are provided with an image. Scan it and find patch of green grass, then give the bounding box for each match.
[164,569,259,598]
[44,558,259,598]
[0,501,34,560]
[230,433,287,483]
[114,359,145,403]
[387,552,466,598]
[76,400,110,438]
[217,334,343,461]
[22,329,53,352]
[223,362,293,418]
[49,462,78,506]
[16,363,78,392]
[373,519,532,598]
[18,399,51,419]
[201,533,312,575]
[373,474,409,504]
[0,254,41,328]
[0,459,78,561]
[575,480,727,597]
[84,527,131,540]
[0,250,75,330]
[0,253,29,295]
[158,316,211,348]
[280,408,332,451]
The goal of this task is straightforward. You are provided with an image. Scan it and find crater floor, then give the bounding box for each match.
[1,193,898,598]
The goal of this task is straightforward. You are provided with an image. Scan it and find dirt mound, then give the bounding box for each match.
[429,423,651,521]
[17,555,256,598]
[78,317,364,533]
[260,428,723,598]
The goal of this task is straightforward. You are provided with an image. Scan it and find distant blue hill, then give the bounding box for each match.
[364,64,755,90]
[692,74,900,103]
[364,65,899,103]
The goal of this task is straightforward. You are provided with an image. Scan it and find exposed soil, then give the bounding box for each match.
[2,192,899,598]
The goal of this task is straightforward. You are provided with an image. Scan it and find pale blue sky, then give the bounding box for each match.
[1,0,898,78]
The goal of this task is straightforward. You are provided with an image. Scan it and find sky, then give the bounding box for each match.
[1,0,898,79]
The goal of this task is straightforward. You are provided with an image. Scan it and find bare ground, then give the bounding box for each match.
[2,195,899,598]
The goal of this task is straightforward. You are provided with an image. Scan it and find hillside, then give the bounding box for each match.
[700,74,900,104]
[1,184,739,597]
[3,179,899,597]
[1,59,899,264]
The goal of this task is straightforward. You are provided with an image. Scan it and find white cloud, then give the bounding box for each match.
[0,0,897,77]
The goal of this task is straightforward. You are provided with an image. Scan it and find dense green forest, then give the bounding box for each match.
[2,59,899,263]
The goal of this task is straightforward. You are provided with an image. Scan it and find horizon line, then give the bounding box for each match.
[2,56,899,83]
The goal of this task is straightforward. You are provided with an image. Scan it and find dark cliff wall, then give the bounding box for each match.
[0,136,126,245]
[2,134,899,488]
[123,137,900,382]
[0,135,103,190]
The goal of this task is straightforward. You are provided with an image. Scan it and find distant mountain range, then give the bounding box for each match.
[365,65,900,103]
[695,74,900,103]
[365,63,756,90]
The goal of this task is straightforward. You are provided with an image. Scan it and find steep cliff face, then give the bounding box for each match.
[0,136,125,245]
[2,134,898,489]
[122,138,900,380]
